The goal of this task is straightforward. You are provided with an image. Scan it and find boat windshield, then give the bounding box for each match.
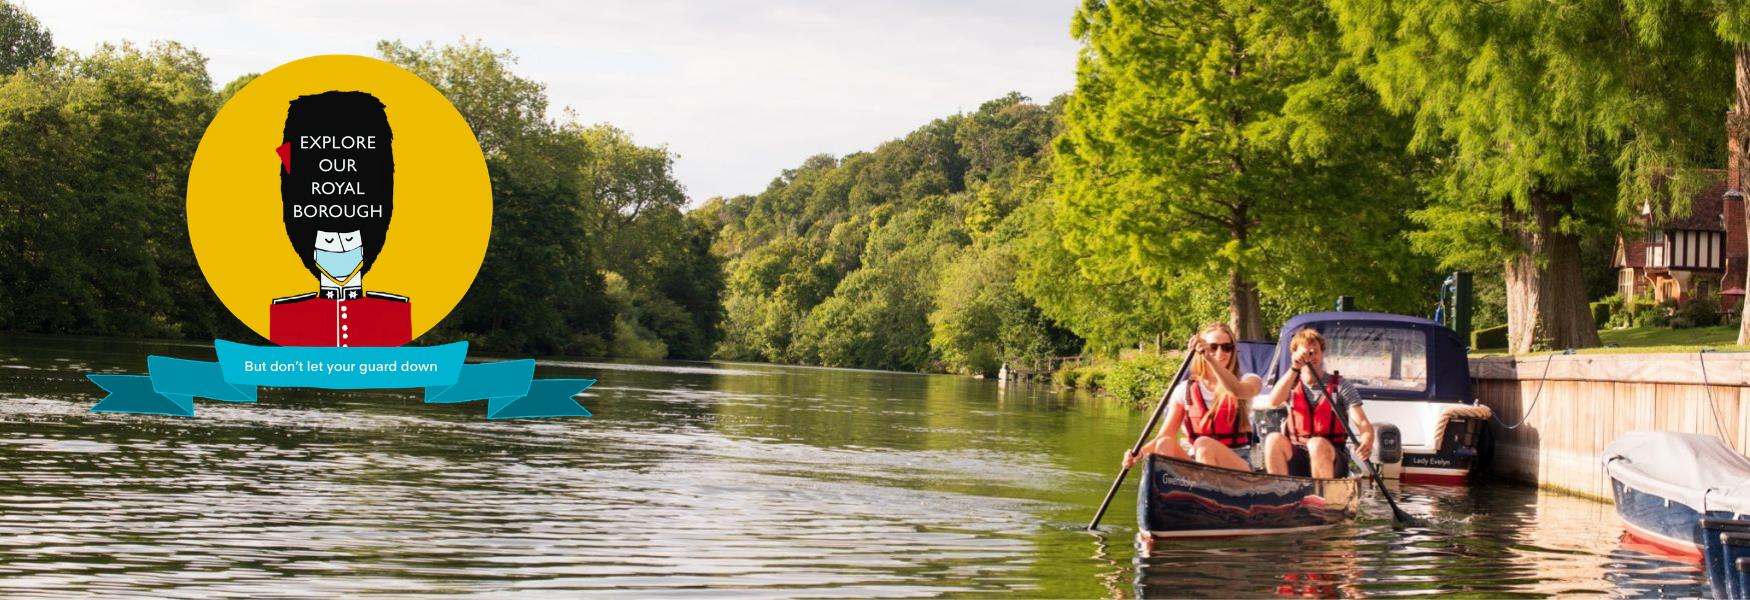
[1322,326,1428,393]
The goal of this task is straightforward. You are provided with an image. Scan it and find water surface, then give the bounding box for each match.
[0,335,1706,597]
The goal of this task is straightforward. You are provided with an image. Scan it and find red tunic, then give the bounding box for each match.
[269,289,411,347]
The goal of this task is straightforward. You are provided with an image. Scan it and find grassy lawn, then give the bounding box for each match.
[1598,325,1739,348]
[1475,325,1747,356]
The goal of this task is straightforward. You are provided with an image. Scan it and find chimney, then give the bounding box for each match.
[1733,44,1749,193]
[1726,189,1746,259]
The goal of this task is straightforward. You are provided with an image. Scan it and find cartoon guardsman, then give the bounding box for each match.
[268,91,411,347]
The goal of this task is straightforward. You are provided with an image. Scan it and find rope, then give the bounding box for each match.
[1492,352,1558,431]
[1698,349,1737,452]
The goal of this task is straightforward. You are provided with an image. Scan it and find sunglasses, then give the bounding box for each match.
[1202,342,1235,353]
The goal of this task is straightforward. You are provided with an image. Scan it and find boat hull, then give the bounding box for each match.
[1701,519,1750,599]
[1362,400,1488,485]
[1609,473,1740,560]
[1137,454,1361,538]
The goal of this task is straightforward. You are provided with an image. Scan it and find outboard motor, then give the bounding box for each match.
[1373,422,1403,465]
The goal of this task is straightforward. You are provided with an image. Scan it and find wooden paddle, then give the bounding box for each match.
[1086,347,1198,531]
[1301,367,1417,526]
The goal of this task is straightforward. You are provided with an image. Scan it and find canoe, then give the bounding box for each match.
[1137,454,1363,538]
[1602,432,1750,559]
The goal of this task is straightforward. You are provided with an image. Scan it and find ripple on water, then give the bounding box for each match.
[0,337,1715,597]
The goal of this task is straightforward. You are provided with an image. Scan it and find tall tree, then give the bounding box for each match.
[1331,0,1733,352]
[1055,0,1429,340]
[0,0,51,76]
[381,41,614,354]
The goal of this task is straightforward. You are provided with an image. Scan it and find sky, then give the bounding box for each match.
[21,0,1081,205]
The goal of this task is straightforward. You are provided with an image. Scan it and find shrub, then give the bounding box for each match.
[1679,296,1721,328]
[1472,324,1509,350]
[1588,301,1612,327]
[1105,353,1173,405]
[1073,365,1104,389]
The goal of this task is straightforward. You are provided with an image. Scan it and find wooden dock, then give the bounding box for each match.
[1472,351,1750,501]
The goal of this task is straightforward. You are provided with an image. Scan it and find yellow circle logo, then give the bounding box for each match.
[187,55,490,346]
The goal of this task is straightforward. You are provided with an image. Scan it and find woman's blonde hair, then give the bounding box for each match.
[1192,322,1248,433]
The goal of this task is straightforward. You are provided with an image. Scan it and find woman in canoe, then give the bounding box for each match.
[1121,323,1263,472]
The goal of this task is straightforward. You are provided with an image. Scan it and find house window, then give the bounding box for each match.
[1647,229,1667,267]
[1619,269,1636,300]
[1698,279,1714,302]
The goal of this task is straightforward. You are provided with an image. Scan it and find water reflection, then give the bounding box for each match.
[0,334,1710,597]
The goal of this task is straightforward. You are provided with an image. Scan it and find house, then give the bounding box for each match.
[1614,171,1747,312]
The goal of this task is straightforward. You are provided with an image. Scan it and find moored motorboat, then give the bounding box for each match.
[1264,311,1489,484]
[1701,518,1750,598]
[1137,454,1363,538]
[1603,432,1750,560]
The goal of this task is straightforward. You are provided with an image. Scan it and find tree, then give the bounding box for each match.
[0,42,221,337]
[1331,0,1734,352]
[0,1,51,76]
[382,41,613,354]
[1055,0,1430,341]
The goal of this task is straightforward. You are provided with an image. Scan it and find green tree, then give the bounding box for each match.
[0,42,222,337]
[1054,0,1431,341]
[382,41,614,354]
[0,1,51,75]
[1330,0,1736,352]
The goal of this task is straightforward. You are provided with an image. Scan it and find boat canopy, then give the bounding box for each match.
[1268,311,1472,403]
[1604,432,1750,516]
[1236,340,1275,380]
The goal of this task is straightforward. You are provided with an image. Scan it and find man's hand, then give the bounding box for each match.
[1355,436,1373,461]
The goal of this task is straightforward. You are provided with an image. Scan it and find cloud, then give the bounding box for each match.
[21,0,1078,203]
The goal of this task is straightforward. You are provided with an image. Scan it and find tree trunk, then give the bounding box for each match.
[1731,44,1750,346]
[1228,268,1263,341]
[1504,190,1602,353]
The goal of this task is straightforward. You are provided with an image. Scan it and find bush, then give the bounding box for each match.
[1104,353,1173,406]
[1052,366,1075,386]
[1588,301,1612,327]
[1472,324,1508,350]
[1073,365,1104,389]
[1679,296,1721,328]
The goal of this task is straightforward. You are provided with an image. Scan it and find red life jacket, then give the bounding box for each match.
[1287,373,1346,446]
[1185,382,1250,447]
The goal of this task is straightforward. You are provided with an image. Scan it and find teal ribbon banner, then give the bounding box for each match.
[86,340,593,420]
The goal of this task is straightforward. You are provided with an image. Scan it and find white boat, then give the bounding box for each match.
[1258,311,1491,484]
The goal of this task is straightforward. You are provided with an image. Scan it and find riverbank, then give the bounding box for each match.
[1040,351,1183,408]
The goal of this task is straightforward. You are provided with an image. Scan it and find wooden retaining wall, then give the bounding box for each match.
[1472,351,1750,502]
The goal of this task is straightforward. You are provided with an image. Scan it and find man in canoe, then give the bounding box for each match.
[1262,329,1376,478]
[1121,323,1263,472]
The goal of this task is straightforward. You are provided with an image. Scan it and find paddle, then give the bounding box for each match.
[1087,346,1198,531]
[1300,367,1417,526]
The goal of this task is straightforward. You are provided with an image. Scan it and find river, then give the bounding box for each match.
[0,335,1706,597]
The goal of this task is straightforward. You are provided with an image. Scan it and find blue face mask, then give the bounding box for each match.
[314,247,363,282]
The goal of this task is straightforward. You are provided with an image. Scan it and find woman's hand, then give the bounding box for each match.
[1122,449,1141,469]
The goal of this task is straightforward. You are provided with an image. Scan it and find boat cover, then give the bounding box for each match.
[1603,432,1750,516]
[1270,311,1472,403]
[1236,340,1274,380]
